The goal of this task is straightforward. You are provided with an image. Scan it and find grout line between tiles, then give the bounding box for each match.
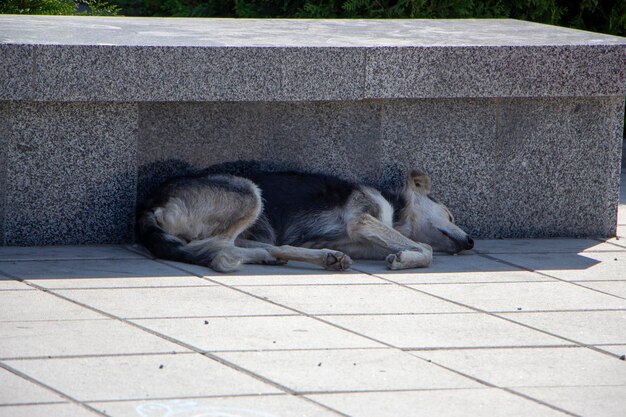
[593,237,626,250]
[405,351,581,417]
[86,392,289,404]
[0,246,615,416]
[0,401,68,407]
[353,266,626,360]
[477,253,626,301]
[0,361,108,416]
[0,255,146,262]
[1,351,194,361]
[6,275,348,417]
[155,259,585,417]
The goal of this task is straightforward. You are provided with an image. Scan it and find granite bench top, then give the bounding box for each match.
[1,16,625,101]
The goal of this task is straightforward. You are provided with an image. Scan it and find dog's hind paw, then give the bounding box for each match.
[323,251,352,271]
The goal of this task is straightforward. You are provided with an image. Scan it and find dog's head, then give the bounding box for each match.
[396,170,473,254]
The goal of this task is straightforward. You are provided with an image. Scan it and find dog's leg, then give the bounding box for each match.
[232,247,288,266]
[236,239,352,271]
[347,214,433,269]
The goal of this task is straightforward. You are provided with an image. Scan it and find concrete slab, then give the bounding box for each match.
[415,347,626,387]
[596,345,626,356]
[210,272,388,286]
[0,245,142,261]
[499,311,626,345]
[0,320,188,359]
[237,284,471,315]
[489,251,626,281]
[322,313,569,349]
[307,389,567,417]
[0,368,65,404]
[0,259,214,289]
[131,316,383,352]
[4,354,280,402]
[354,255,552,285]
[411,281,626,312]
[91,396,340,417]
[516,386,626,417]
[473,238,624,254]
[216,349,480,392]
[0,290,104,322]
[0,404,100,417]
[56,286,292,319]
[576,281,626,299]
[0,280,32,290]
[170,259,388,285]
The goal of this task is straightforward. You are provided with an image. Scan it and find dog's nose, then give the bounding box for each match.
[465,236,474,250]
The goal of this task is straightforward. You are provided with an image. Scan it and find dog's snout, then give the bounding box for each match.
[465,236,474,250]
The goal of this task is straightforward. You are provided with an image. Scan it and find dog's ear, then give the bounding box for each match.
[407,169,431,194]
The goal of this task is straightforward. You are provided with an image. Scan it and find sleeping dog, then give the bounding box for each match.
[137,169,473,272]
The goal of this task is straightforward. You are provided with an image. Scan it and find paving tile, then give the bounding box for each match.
[91,395,339,417]
[216,349,480,392]
[595,345,626,357]
[516,386,626,417]
[0,245,142,261]
[323,313,568,349]
[238,284,470,315]
[354,256,552,285]
[0,280,32,290]
[171,259,389,285]
[411,281,626,312]
[307,389,567,417]
[0,404,101,417]
[0,290,104,322]
[0,367,65,404]
[415,347,626,387]
[0,320,188,359]
[132,316,383,352]
[488,251,626,281]
[604,226,626,248]
[499,311,626,344]
[211,272,387,286]
[5,353,280,401]
[577,281,626,298]
[0,259,214,289]
[473,238,624,254]
[27,276,214,290]
[56,286,292,319]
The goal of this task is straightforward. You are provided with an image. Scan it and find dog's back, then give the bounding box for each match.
[243,171,360,246]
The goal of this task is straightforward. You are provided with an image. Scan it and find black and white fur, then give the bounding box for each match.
[137,169,474,272]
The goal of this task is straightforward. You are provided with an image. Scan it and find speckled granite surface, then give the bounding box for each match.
[1,17,625,101]
[137,98,624,239]
[0,17,624,244]
[1,103,138,245]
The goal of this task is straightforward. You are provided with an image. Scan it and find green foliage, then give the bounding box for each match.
[0,0,120,15]
[106,0,625,36]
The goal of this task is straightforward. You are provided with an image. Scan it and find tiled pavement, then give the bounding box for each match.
[0,175,625,417]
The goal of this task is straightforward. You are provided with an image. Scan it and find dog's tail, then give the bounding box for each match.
[136,211,243,272]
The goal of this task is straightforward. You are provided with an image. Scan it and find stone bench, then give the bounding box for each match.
[1,16,625,245]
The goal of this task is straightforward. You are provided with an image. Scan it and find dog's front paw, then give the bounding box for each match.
[323,251,352,271]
